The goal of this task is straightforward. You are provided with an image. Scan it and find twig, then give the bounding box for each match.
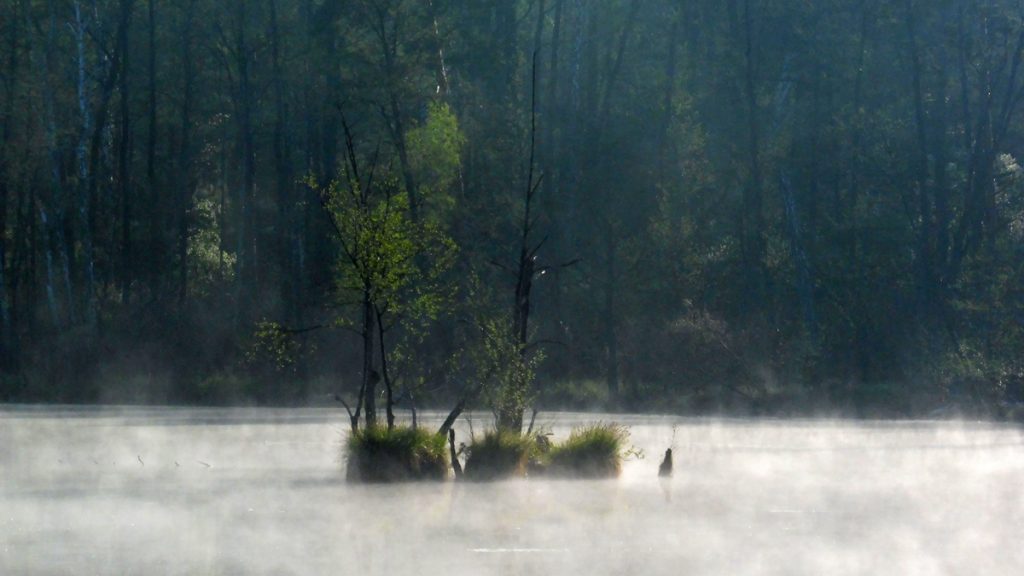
[334,394,359,432]
[526,408,539,435]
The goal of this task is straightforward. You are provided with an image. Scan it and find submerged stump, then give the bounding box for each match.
[658,448,673,478]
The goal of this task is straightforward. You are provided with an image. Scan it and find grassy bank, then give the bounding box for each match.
[461,422,632,480]
[463,429,537,481]
[545,423,630,478]
[346,426,448,483]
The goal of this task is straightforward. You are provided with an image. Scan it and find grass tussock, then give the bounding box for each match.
[546,423,630,478]
[346,425,448,483]
[463,429,537,481]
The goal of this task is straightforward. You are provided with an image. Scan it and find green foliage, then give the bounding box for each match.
[308,170,457,420]
[312,174,458,325]
[471,315,543,432]
[246,321,305,372]
[407,101,466,220]
[5,0,1024,416]
[346,426,449,483]
[463,428,538,481]
[462,424,635,480]
[546,423,632,479]
[187,198,234,297]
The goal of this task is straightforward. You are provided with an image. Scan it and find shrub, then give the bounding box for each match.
[546,423,630,478]
[346,426,449,483]
[193,371,253,405]
[463,429,537,481]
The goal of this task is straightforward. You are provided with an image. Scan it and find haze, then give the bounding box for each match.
[3,1,1024,574]
[2,407,1022,575]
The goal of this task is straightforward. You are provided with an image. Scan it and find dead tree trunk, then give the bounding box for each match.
[449,429,463,479]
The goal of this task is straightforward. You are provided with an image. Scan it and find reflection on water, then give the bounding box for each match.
[2,406,1023,575]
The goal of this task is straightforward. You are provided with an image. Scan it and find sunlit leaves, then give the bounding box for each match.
[247,320,316,373]
[408,102,466,221]
[187,198,235,297]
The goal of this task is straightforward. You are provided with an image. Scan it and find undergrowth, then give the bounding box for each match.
[346,425,448,483]
[545,423,631,478]
[463,429,537,481]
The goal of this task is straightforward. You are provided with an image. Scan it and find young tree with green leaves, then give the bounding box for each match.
[308,118,456,432]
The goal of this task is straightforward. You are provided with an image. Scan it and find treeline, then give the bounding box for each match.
[0,0,1022,416]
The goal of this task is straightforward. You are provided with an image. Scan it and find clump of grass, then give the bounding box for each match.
[463,429,538,481]
[346,425,448,483]
[546,423,630,478]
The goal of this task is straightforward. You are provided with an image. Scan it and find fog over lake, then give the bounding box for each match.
[2,407,1022,575]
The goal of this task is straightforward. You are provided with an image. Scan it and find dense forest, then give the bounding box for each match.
[0,0,1022,417]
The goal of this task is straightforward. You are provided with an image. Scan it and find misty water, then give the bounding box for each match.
[2,407,1022,575]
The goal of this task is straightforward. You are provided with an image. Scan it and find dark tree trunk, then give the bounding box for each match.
[234,1,257,322]
[39,0,66,327]
[83,8,127,321]
[362,292,377,428]
[177,0,196,303]
[375,306,395,430]
[603,225,620,401]
[146,0,161,298]
[905,1,936,312]
[740,0,766,307]
[372,7,420,224]
[269,0,294,322]
[0,2,18,365]
[118,0,135,306]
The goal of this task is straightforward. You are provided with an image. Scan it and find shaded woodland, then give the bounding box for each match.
[0,0,1023,417]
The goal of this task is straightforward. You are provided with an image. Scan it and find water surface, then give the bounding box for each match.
[2,406,1022,575]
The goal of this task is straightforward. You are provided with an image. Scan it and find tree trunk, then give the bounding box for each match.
[658,5,680,176]
[361,292,377,428]
[375,306,395,430]
[38,0,66,327]
[740,0,766,308]
[373,10,420,224]
[234,2,257,322]
[82,4,128,322]
[146,0,160,298]
[177,0,197,303]
[495,0,518,103]
[426,0,450,96]
[603,225,620,402]
[269,0,294,322]
[905,0,935,312]
[0,2,17,365]
[118,0,135,306]
[72,1,93,324]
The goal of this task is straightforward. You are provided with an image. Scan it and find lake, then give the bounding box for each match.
[2,406,1022,575]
